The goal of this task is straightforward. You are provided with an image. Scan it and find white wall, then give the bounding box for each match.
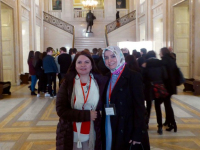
[44,22,73,51]
[107,21,136,46]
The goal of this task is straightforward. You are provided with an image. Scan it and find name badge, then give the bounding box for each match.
[104,104,116,116]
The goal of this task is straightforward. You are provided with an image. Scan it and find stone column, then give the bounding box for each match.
[30,0,36,50]
[104,0,116,21]
[0,4,3,81]
[61,0,74,21]
[17,0,23,74]
[40,0,44,52]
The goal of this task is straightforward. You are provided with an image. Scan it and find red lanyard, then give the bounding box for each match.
[109,66,125,104]
[80,75,92,110]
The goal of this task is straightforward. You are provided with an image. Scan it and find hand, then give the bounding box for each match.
[90,111,97,121]
[129,140,141,145]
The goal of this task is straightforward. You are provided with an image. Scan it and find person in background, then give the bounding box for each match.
[55,53,61,87]
[97,49,110,76]
[125,55,141,73]
[34,51,44,97]
[160,47,177,132]
[137,48,147,69]
[58,47,72,80]
[168,47,176,59]
[132,49,137,58]
[43,47,58,98]
[56,51,108,150]
[102,46,150,150]
[42,52,48,93]
[136,52,141,60]
[121,48,130,58]
[92,48,100,66]
[27,50,37,95]
[143,51,168,134]
[71,48,77,61]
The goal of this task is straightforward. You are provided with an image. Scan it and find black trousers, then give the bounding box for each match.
[154,95,175,127]
[37,74,47,93]
[46,73,56,95]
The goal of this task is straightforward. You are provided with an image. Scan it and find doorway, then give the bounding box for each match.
[174,0,190,78]
[0,2,15,84]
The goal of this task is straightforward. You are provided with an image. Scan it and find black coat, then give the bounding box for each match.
[58,53,72,74]
[161,54,177,95]
[103,66,150,150]
[56,73,108,150]
[143,58,168,101]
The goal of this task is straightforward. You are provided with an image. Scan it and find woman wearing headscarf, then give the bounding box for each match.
[102,46,150,150]
[56,51,108,150]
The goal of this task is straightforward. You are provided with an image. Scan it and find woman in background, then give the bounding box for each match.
[27,51,37,95]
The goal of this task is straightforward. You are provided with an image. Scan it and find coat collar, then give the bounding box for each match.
[107,65,130,102]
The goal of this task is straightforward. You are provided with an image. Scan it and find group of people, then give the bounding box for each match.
[27,47,77,98]
[28,45,179,150]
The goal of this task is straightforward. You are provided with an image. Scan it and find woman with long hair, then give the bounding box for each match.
[27,50,37,95]
[125,55,141,73]
[102,46,150,150]
[56,51,108,150]
[160,47,177,132]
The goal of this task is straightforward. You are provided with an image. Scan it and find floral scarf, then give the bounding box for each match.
[102,46,125,74]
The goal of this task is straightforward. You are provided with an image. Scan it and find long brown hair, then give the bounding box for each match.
[27,51,34,63]
[160,47,175,59]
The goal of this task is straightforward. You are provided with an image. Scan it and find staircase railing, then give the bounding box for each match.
[106,10,136,34]
[43,12,75,47]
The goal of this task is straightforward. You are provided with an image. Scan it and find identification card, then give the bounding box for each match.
[104,104,116,116]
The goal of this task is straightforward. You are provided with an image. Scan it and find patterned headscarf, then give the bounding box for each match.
[102,46,125,74]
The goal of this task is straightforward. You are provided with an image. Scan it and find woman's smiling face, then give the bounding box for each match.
[104,50,118,70]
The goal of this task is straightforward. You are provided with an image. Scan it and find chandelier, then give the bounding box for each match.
[82,0,98,9]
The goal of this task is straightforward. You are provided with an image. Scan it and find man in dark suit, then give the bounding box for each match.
[86,10,96,33]
[58,47,72,80]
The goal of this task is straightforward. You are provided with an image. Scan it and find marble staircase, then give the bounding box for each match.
[74,37,106,51]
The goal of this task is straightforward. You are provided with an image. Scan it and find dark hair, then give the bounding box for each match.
[125,55,140,72]
[83,49,91,54]
[69,48,73,55]
[146,51,156,59]
[67,51,99,80]
[27,51,34,63]
[132,49,137,58]
[140,48,147,54]
[60,47,66,52]
[42,52,47,59]
[160,47,175,59]
[136,52,141,58]
[33,51,41,67]
[93,48,98,54]
[46,47,53,53]
[72,48,77,54]
[98,49,103,57]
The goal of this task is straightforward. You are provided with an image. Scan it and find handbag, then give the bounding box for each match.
[151,82,168,99]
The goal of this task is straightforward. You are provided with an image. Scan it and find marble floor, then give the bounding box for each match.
[0,84,200,150]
